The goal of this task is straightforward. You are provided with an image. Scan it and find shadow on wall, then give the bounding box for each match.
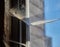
[0,0,5,47]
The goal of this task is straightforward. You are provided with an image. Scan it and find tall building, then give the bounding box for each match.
[3,0,52,47]
[45,37,52,47]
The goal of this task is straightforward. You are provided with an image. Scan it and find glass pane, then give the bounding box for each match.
[19,0,26,14]
[10,0,26,15]
[10,16,26,47]
[10,16,20,47]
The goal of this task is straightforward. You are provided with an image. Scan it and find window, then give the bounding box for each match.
[10,16,26,47]
[10,0,26,15]
[9,0,27,47]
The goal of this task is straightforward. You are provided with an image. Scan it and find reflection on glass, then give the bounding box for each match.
[10,0,26,15]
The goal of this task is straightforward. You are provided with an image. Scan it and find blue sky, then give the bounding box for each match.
[44,0,60,47]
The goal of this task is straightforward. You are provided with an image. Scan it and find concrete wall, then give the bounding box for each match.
[4,0,11,47]
[29,0,46,47]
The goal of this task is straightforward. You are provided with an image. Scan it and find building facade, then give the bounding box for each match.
[4,0,52,47]
[29,0,46,47]
[45,37,52,47]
